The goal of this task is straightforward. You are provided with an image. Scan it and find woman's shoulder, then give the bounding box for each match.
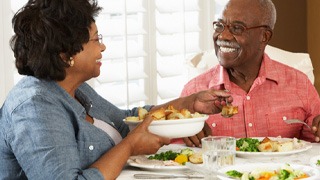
[4,77,69,112]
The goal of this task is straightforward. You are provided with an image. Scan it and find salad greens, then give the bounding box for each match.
[236,138,260,152]
[148,150,179,161]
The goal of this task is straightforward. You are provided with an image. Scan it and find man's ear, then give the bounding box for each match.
[262,29,273,43]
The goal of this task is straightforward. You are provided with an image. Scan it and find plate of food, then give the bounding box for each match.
[309,155,320,170]
[124,105,209,138]
[235,137,312,158]
[218,163,320,180]
[127,148,203,171]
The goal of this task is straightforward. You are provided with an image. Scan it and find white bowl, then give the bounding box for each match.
[124,115,209,138]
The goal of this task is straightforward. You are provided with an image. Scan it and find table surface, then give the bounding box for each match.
[117,142,320,180]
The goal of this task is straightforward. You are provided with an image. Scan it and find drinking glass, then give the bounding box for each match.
[201,136,236,179]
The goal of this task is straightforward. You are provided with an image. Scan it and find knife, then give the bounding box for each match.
[133,173,204,179]
[134,172,236,179]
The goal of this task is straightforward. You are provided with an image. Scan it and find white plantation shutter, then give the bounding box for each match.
[94,0,216,108]
[1,0,228,106]
[155,0,202,104]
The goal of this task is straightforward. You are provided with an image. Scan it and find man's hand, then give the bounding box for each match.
[312,115,320,142]
[182,122,212,147]
[189,89,233,114]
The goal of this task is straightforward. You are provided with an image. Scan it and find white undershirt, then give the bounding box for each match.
[93,118,122,145]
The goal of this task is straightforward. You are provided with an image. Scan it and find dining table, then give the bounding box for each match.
[117,142,320,180]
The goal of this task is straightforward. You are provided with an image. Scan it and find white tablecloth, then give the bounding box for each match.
[117,143,320,180]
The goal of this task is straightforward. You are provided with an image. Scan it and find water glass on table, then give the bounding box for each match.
[201,136,236,179]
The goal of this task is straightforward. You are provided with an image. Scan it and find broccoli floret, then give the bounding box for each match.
[236,138,260,152]
[317,160,320,166]
[180,148,194,156]
[226,170,243,178]
[278,169,290,180]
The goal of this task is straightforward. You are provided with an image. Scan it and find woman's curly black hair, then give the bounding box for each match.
[10,0,102,80]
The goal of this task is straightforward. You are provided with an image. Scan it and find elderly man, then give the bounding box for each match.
[178,0,320,147]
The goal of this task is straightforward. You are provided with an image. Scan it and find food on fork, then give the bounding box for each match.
[221,104,238,117]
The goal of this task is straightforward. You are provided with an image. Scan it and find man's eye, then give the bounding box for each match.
[232,25,244,32]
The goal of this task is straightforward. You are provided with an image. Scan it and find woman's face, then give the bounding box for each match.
[70,22,106,81]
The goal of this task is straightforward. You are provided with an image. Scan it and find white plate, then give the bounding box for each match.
[124,115,208,138]
[127,148,202,171]
[127,159,190,171]
[236,137,312,158]
[309,155,320,170]
[218,163,320,180]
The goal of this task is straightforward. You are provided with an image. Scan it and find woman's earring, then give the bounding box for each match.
[69,57,74,67]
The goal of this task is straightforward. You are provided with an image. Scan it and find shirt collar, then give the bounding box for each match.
[208,53,279,89]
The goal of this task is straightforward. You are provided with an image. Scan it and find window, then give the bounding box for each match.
[93,0,216,109]
[1,0,228,107]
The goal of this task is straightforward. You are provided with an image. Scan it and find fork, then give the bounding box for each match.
[284,119,311,130]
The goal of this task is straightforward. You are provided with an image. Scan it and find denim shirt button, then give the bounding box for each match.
[89,145,94,151]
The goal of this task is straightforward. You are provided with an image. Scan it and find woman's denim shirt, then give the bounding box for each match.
[0,76,152,179]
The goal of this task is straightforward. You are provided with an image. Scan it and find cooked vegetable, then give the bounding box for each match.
[227,164,309,180]
[174,154,188,165]
[180,148,194,156]
[316,160,320,166]
[147,148,196,165]
[278,169,291,180]
[148,150,179,161]
[236,138,260,152]
[226,170,243,178]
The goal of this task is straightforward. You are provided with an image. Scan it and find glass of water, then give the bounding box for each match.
[201,136,236,179]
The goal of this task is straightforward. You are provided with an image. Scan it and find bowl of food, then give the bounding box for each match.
[124,105,209,138]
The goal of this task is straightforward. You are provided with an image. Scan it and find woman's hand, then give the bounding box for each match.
[127,115,171,155]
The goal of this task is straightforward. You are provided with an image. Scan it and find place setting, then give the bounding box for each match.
[121,106,320,179]
[124,135,320,180]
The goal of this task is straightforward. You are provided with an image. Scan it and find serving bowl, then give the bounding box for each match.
[124,115,209,139]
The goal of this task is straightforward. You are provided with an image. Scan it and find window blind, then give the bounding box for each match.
[94,0,215,108]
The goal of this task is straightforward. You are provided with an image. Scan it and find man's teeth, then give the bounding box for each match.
[220,47,236,53]
[96,59,101,62]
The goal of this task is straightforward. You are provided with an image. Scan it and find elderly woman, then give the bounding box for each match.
[0,0,232,179]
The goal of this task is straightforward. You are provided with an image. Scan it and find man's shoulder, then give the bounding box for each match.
[268,58,308,77]
[188,65,220,82]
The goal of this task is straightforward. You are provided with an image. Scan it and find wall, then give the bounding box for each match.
[269,0,307,53]
[307,0,320,94]
[269,0,320,94]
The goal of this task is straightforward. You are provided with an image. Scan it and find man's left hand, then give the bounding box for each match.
[312,115,320,142]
